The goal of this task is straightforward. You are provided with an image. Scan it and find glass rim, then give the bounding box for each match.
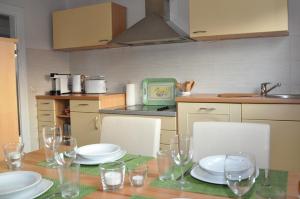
[225,152,255,158]
[2,142,23,148]
[127,164,148,172]
[99,160,125,170]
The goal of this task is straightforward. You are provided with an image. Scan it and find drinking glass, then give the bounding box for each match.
[3,142,24,170]
[157,149,174,181]
[42,126,62,167]
[55,136,79,198]
[224,152,256,198]
[170,134,193,188]
[58,163,80,198]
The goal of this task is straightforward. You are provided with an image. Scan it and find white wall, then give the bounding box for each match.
[27,49,70,150]
[65,0,145,28]
[69,0,300,104]
[0,0,67,49]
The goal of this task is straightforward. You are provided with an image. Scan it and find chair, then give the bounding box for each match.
[100,116,161,157]
[192,122,270,169]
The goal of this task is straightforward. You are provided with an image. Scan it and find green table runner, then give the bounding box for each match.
[37,177,97,199]
[37,154,153,176]
[150,167,288,199]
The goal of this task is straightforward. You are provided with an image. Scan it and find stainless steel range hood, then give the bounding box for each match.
[111,0,193,46]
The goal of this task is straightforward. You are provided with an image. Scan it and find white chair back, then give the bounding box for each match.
[101,116,161,157]
[193,122,270,169]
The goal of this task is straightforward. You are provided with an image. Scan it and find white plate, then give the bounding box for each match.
[199,155,226,176]
[199,155,251,176]
[74,150,127,165]
[1,178,53,199]
[190,165,259,185]
[77,143,121,160]
[0,171,42,196]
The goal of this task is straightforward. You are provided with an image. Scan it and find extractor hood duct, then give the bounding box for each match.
[111,0,193,46]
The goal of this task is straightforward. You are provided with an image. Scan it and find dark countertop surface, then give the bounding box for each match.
[99,105,176,117]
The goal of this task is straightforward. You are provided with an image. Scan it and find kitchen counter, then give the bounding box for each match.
[36,93,124,101]
[176,94,300,104]
[100,105,176,117]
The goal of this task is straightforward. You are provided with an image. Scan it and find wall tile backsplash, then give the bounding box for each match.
[70,34,299,104]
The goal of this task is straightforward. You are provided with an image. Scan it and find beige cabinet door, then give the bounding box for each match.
[189,0,288,39]
[0,38,19,160]
[71,112,100,147]
[53,2,126,50]
[243,119,300,172]
[53,3,113,49]
[177,103,241,135]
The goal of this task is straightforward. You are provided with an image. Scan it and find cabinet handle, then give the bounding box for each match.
[41,102,50,105]
[94,116,99,130]
[78,104,89,106]
[98,39,109,43]
[193,30,207,34]
[198,107,216,111]
[42,114,51,116]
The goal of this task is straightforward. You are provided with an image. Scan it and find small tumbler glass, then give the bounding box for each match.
[157,149,174,181]
[58,163,80,198]
[3,142,23,170]
[128,164,148,187]
[99,161,125,191]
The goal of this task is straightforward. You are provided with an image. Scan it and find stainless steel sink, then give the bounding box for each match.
[265,94,300,99]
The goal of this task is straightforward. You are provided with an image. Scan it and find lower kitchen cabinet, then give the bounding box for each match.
[177,103,241,135]
[36,94,125,148]
[243,104,300,171]
[243,119,300,171]
[70,112,100,147]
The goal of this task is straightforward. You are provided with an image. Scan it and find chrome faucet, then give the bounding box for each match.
[260,82,281,96]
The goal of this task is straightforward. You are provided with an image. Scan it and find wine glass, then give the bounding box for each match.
[54,136,77,167]
[170,134,193,189]
[224,152,256,198]
[42,126,62,167]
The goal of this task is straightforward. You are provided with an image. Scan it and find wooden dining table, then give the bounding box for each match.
[0,149,299,199]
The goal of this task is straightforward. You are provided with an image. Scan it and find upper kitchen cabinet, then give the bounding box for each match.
[188,0,288,40]
[52,2,126,50]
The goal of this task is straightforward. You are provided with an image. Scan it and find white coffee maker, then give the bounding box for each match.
[49,73,71,95]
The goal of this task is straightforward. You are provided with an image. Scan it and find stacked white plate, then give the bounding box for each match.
[190,155,259,184]
[75,143,126,165]
[0,171,53,199]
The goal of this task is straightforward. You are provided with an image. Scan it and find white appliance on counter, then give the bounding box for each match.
[72,74,82,93]
[84,76,107,94]
[49,73,71,95]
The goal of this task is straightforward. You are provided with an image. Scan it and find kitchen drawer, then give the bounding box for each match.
[70,100,100,113]
[38,110,55,122]
[160,144,170,151]
[160,130,176,144]
[242,104,300,121]
[37,99,55,111]
[178,103,230,115]
[38,121,55,132]
[161,117,176,130]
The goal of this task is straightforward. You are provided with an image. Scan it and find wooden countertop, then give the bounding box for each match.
[176,94,300,104]
[36,93,124,100]
[0,37,17,43]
